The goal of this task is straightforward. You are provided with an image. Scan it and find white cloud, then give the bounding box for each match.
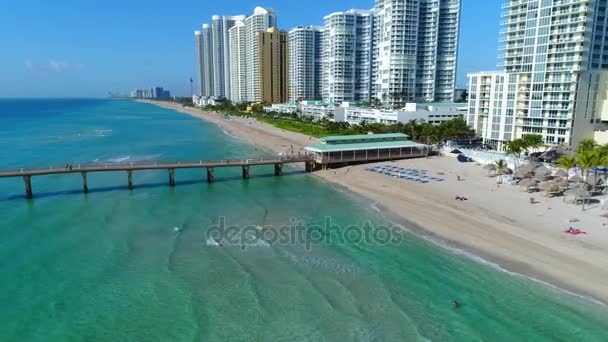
[25,59,84,75]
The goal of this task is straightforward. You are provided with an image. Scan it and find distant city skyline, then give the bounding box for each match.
[0,0,500,98]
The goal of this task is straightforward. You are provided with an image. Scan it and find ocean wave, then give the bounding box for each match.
[417,234,608,308]
[222,129,242,141]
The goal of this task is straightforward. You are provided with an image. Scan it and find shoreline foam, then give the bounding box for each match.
[139,99,608,305]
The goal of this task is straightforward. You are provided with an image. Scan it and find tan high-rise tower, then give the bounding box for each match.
[258,28,289,104]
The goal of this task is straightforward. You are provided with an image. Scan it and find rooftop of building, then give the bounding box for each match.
[306,140,421,153]
[320,133,410,145]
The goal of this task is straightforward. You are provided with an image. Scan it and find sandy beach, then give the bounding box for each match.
[142,99,608,304]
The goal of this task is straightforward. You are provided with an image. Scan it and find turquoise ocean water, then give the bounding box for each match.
[0,99,607,341]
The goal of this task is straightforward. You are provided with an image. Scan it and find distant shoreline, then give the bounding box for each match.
[139,99,608,306]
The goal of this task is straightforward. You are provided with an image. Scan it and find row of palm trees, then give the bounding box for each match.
[555,139,608,189]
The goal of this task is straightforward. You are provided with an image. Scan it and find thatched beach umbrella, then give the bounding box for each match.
[483,164,497,171]
[519,178,537,189]
[518,164,535,174]
[554,169,569,178]
[534,165,551,176]
[569,175,583,183]
[514,169,534,179]
[556,177,570,187]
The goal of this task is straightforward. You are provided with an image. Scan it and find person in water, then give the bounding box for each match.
[452,301,460,308]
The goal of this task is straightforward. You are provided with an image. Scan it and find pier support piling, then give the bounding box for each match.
[127,170,133,190]
[81,172,88,193]
[305,162,314,173]
[242,166,250,179]
[207,167,215,183]
[274,163,283,176]
[23,175,32,199]
[168,169,175,187]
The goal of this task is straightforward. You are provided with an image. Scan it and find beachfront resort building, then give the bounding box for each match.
[321,9,375,103]
[467,0,608,150]
[305,133,429,167]
[259,28,289,104]
[372,0,461,104]
[288,26,324,101]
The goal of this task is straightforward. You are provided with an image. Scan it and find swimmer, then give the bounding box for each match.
[452,301,460,309]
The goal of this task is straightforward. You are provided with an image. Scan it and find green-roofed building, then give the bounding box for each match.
[306,133,429,167]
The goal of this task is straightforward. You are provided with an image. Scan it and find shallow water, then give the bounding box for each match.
[0,99,607,341]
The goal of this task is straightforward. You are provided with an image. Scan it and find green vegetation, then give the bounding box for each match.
[554,139,608,190]
[505,134,545,169]
[200,101,476,143]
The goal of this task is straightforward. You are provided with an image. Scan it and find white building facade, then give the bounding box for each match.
[288,26,324,101]
[322,9,375,103]
[468,0,608,149]
[228,21,247,102]
[372,0,461,105]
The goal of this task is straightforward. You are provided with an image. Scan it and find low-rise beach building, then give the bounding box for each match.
[334,102,464,125]
[305,133,429,167]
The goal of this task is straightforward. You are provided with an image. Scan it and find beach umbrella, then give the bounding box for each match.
[504,168,513,175]
[554,169,569,178]
[540,181,560,193]
[556,178,570,187]
[518,164,535,174]
[534,173,549,182]
[514,169,534,179]
[569,175,583,183]
[519,178,537,188]
[534,165,551,176]
[483,164,497,171]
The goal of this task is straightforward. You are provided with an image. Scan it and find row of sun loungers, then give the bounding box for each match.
[366,165,445,184]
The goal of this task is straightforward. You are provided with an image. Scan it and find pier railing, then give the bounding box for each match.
[0,155,316,199]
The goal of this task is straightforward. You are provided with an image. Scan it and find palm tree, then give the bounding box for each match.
[576,138,597,154]
[506,140,524,170]
[495,159,508,176]
[555,155,577,171]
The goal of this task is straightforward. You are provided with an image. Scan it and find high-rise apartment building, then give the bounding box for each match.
[468,0,608,149]
[288,26,324,101]
[194,24,214,97]
[259,28,289,103]
[195,14,245,98]
[372,0,461,105]
[211,15,247,98]
[228,21,247,102]
[244,7,277,102]
[322,9,374,103]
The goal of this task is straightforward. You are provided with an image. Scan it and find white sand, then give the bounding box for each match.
[143,100,608,303]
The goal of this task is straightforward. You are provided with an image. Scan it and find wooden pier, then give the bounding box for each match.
[0,156,316,199]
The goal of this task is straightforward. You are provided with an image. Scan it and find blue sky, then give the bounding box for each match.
[0,0,500,98]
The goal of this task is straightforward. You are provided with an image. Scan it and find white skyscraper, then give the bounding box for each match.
[228,20,247,102]
[194,25,214,97]
[372,0,461,105]
[194,30,204,96]
[211,15,247,98]
[322,9,374,103]
[244,7,277,102]
[288,26,324,101]
[468,0,608,149]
